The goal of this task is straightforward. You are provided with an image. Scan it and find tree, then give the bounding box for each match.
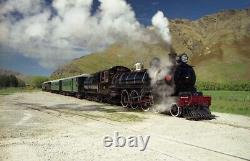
[9,75,18,87]
[0,74,24,87]
[18,79,26,87]
[31,76,49,88]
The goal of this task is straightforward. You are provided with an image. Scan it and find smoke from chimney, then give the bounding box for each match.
[149,11,176,113]
[152,11,171,45]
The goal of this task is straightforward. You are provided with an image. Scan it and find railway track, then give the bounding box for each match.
[27,105,250,161]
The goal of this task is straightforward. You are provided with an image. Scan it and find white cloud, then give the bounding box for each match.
[0,0,170,69]
[152,11,171,44]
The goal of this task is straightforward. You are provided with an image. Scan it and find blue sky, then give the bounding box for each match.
[126,0,250,25]
[0,0,250,76]
[0,52,52,76]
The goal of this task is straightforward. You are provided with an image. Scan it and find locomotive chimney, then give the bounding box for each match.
[168,46,177,65]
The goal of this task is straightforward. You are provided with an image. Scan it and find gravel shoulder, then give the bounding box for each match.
[0,92,250,161]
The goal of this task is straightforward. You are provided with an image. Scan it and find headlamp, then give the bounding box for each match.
[181,54,188,63]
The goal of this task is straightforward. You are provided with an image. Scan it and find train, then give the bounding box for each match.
[42,53,213,120]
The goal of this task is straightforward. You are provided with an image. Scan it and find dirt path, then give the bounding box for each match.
[0,92,249,161]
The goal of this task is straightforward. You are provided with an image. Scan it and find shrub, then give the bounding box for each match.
[31,76,49,88]
[0,74,25,87]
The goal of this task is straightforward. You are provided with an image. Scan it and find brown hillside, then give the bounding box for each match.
[51,8,250,82]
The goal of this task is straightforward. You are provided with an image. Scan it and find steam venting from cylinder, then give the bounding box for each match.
[148,11,176,113]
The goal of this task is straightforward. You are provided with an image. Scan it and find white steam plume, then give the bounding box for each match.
[0,0,152,68]
[148,58,176,113]
[152,11,171,44]
[149,11,175,113]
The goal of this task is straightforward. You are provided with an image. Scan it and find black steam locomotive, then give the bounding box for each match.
[42,53,212,120]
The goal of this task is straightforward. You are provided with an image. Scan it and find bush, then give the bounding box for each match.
[0,74,25,88]
[17,79,26,87]
[31,76,49,88]
[196,81,250,91]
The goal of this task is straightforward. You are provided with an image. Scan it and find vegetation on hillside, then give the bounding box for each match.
[31,76,49,88]
[0,74,25,88]
[0,68,49,89]
[0,67,52,89]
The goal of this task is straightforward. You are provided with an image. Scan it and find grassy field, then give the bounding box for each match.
[203,91,250,117]
[0,87,38,96]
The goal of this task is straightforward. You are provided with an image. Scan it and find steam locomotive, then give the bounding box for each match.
[42,53,213,120]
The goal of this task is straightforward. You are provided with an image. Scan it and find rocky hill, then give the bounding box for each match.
[0,68,22,76]
[0,68,32,84]
[0,68,27,87]
[51,8,250,82]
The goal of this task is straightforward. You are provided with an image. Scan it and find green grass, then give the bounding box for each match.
[0,87,39,96]
[203,90,250,117]
[196,81,250,91]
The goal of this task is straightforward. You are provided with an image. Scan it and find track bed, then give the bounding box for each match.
[0,92,250,161]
